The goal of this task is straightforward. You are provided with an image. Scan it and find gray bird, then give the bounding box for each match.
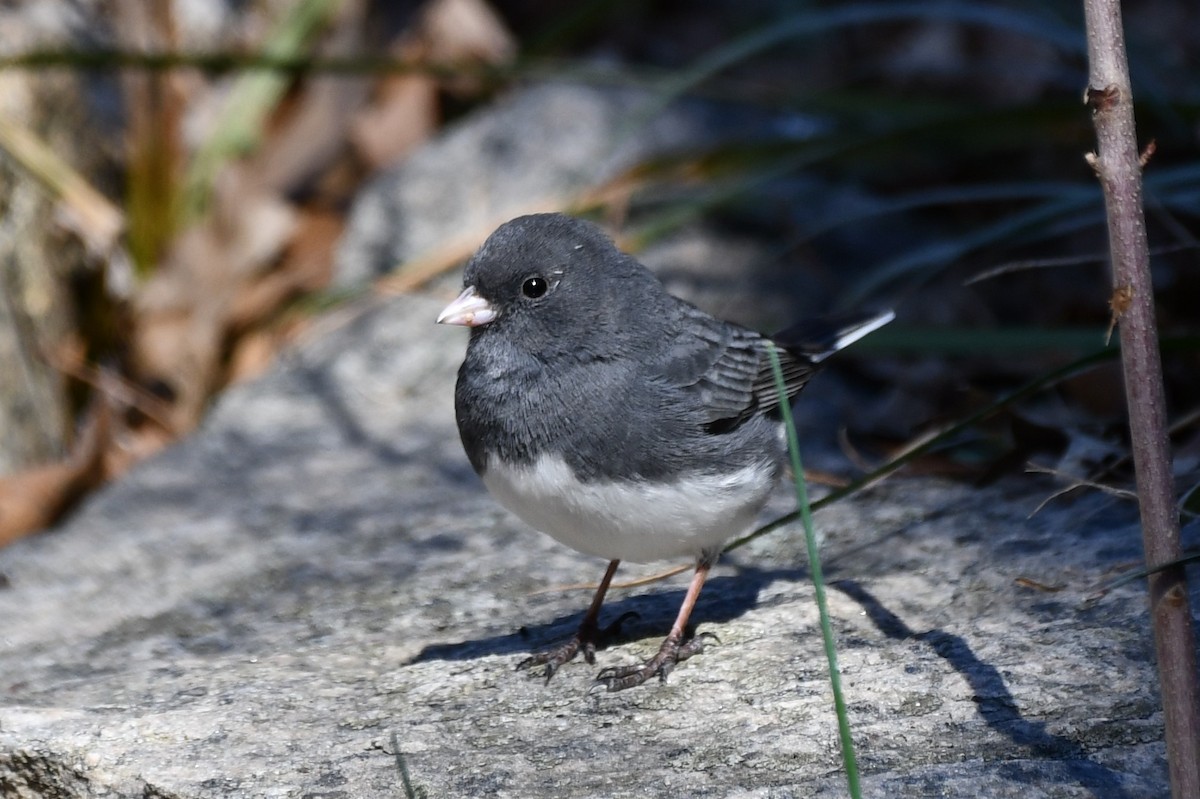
[438,213,892,691]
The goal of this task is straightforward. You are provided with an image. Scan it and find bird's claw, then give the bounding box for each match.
[591,629,710,692]
[517,611,641,684]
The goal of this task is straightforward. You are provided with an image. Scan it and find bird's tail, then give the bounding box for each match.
[771,309,894,362]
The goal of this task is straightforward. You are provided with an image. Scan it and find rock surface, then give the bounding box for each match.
[0,289,1184,798]
[1,79,1192,798]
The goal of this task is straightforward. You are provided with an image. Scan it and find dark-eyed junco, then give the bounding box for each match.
[438,213,892,691]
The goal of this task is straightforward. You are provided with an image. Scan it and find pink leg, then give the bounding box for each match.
[518,560,636,683]
[594,560,713,691]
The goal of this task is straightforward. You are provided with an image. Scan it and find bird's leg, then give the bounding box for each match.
[594,558,713,692]
[517,559,635,683]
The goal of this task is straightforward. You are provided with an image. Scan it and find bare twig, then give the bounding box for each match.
[1082,1,1200,794]
[963,242,1196,286]
[1024,462,1138,518]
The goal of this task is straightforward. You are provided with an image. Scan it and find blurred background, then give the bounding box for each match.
[0,0,1197,543]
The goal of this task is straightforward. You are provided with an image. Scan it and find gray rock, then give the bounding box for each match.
[0,290,1184,798]
[333,80,817,288]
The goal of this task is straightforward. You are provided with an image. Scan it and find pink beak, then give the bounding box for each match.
[436,286,497,327]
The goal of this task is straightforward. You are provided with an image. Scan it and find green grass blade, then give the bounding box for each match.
[840,193,1101,305]
[766,343,861,798]
[727,343,1125,554]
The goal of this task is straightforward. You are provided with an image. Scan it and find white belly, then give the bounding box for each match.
[481,453,777,563]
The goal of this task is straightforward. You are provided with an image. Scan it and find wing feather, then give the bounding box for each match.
[658,303,817,431]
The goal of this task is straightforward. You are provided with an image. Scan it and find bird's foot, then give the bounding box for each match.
[592,630,713,692]
[517,611,639,684]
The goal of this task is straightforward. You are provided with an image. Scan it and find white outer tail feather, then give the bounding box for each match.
[811,309,895,362]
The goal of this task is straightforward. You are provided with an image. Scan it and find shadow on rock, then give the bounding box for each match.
[409,563,806,666]
[834,579,1134,799]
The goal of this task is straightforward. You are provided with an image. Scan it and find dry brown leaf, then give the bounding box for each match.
[227,208,340,330]
[131,168,298,432]
[226,329,285,385]
[351,74,440,170]
[123,1,376,434]
[224,209,343,383]
[351,0,515,169]
[103,419,174,481]
[0,400,109,547]
[1014,577,1065,592]
[253,0,372,195]
[275,207,342,293]
[421,0,516,76]
[124,3,379,434]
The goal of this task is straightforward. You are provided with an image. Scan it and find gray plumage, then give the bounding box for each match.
[452,213,880,485]
[438,212,892,689]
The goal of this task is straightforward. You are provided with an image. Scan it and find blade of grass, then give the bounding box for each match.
[766,342,860,798]
[840,193,1101,305]
[0,115,124,258]
[796,181,1093,241]
[736,335,1200,554]
[834,156,1200,306]
[1182,479,1200,519]
[735,333,1200,557]
[728,343,1122,554]
[618,104,1186,271]
[1099,550,1200,593]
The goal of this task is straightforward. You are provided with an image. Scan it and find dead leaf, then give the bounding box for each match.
[351,0,515,168]
[226,329,285,385]
[131,168,298,432]
[224,209,343,383]
[253,0,373,195]
[421,0,516,68]
[227,209,340,331]
[351,73,440,170]
[0,400,109,546]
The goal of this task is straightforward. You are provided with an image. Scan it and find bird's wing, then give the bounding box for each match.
[658,303,817,431]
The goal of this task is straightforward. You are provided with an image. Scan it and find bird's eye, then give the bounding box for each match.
[521,276,548,299]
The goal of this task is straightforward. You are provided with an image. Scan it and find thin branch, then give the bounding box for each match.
[963,242,1196,286]
[1082,0,1200,795]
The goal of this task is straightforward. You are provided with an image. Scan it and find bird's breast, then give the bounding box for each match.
[480,452,778,563]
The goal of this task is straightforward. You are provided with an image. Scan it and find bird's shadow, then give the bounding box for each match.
[408,560,802,665]
[409,567,1136,796]
[833,579,1135,798]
